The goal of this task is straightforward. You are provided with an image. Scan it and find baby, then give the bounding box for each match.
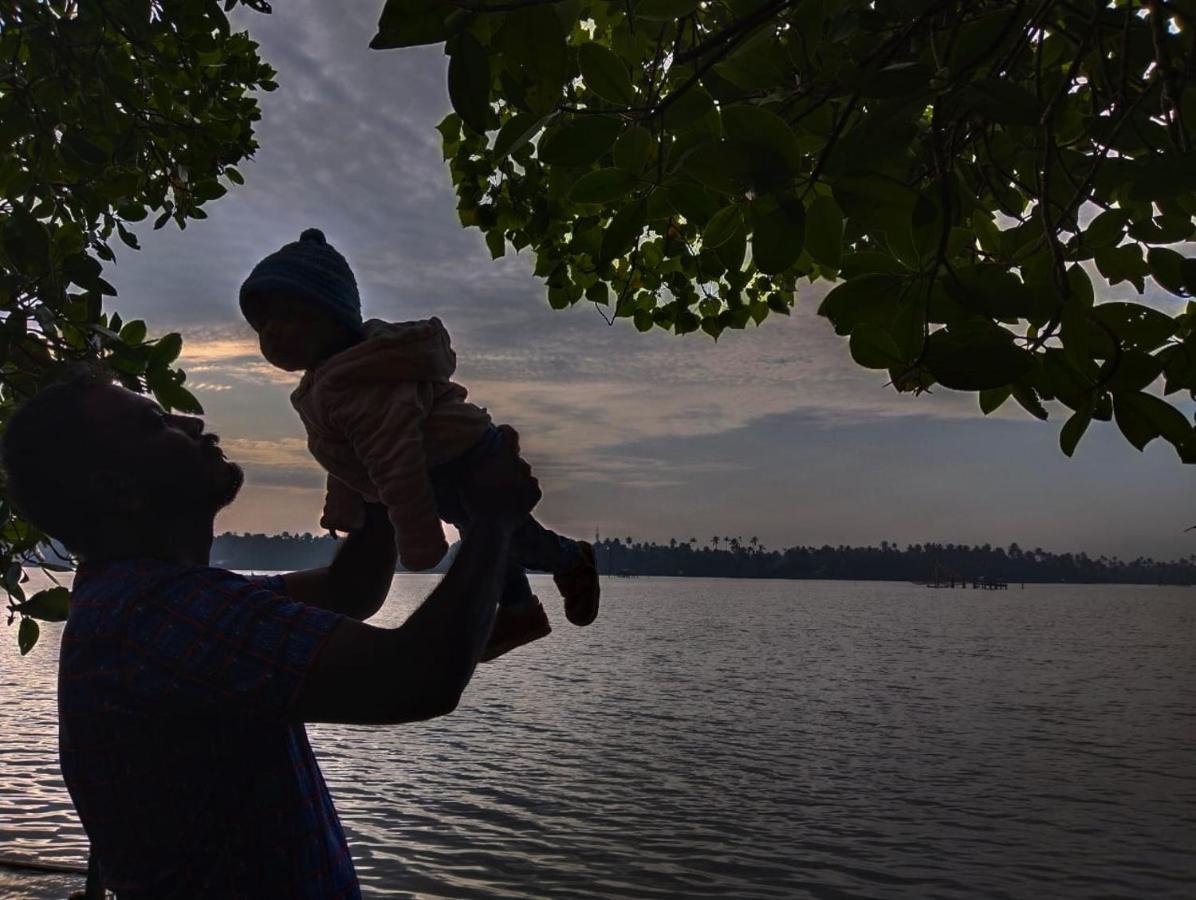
[239,228,599,660]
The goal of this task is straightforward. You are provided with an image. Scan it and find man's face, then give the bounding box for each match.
[88,384,243,519]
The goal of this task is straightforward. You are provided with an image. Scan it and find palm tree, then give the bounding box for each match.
[711,536,720,550]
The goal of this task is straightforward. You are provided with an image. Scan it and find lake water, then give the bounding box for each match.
[1,575,1194,899]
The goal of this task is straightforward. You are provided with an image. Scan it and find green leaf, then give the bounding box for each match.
[149,333,183,368]
[437,113,462,144]
[1082,209,1129,250]
[4,561,22,592]
[539,116,622,166]
[116,222,141,250]
[613,126,654,173]
[119,319,147,345]
[493,112,547,160]
[504,6,568,116]
[849,324,903,369]
[944,265,1043,321]
[833,174,919,235]
[570,169,640,204]
[585,281,609,305]
[155,382,204,416]
[979,386,1012,415]
[956,79,1041,126]
[1094,244,1150,293]
[635,0,699,20]
[717,223,747,271]
[1112,390,1192,452]
[370,0,450,49]
[578,43,635,106]
[16,586,70,622]
[1147,247,1191,298]
[1059,402,1094,457]
[749,195,805,275]
[62,254,103,289]
[702,205,742,250]
[818,274,904,336]
[1011,382,1049,420]
[661,86,718,133]
[18,616,39,656]
[1105,349,1165,393]
[682,140,756,195]
[804,195,843,270]
[485,228,506,259]
[721,104,801,176]
[448,33,492,135]
[848,61,933,100]
[1091,302,1176,352]
[924,324,1034,391]
[600,198,647,264]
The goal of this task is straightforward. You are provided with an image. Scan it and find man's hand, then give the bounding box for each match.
[462,425,541,527]
[280,501,397,620]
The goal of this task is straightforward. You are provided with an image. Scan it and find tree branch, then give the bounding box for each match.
[673,0,795,66]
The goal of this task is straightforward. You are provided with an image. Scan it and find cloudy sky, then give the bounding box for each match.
[104,1,1193,560]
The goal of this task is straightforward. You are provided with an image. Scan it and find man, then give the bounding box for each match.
[0,369,542,898]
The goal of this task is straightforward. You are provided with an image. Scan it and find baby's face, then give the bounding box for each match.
[243,292,353,371]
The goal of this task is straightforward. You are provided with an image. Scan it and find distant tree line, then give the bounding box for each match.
[213,532,1196,585]
[210,532,455,574]
[596,536,1196,585]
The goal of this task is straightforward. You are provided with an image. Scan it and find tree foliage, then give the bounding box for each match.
[371,0,1196,459]
[0,0,274,652]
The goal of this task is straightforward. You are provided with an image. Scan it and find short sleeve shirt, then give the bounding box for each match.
[58,559,359,899]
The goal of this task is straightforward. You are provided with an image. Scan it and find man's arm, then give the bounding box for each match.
[295,425,540,725]
[280,501,397,620]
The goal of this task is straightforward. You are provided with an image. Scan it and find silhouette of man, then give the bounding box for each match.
[0,369,541,899]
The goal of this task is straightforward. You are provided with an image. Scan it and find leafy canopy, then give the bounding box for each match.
[371,0,1196,461]
[1,0,274,652]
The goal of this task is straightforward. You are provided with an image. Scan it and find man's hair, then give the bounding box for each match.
[1,367,111,553]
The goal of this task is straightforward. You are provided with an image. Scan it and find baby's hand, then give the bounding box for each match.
[462,425,540,527]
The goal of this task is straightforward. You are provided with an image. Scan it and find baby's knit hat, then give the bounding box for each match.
[239,228,362,331]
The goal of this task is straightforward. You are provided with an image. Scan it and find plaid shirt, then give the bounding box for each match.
[59,558,359,899]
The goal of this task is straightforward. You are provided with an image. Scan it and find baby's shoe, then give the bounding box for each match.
[480,598,552,662]
[554,541,600,626]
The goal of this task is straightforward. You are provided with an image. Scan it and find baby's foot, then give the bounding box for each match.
[480,598,552,663]
[554,541,600,626]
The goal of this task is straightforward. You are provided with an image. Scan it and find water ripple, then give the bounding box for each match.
[1,577,1194,898]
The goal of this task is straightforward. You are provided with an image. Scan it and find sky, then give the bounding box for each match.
[102,1,1194,560]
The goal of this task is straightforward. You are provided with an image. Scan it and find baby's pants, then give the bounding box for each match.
[429,425,582,608]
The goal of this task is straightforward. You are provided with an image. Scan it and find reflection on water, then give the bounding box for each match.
[2,575,1195,898]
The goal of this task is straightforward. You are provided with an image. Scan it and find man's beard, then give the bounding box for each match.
[212,461,244,512]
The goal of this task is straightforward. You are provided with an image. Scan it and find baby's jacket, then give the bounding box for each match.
[291,317,491,570]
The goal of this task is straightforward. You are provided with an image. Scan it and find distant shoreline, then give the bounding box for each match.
[231,570,1192,588]
[213,533,1196,587]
